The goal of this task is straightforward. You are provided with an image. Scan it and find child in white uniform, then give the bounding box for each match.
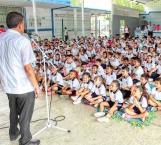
[148,77,161,110]
[96,81,124,122]
[122,85,148,122]
[62,70,80,96]
[83,76,106,107]
[73,73,94,104]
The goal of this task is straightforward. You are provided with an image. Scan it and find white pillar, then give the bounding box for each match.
[81,0,85,36]
[95,15,97,38]
[32,0,38,34]
[74,8,78,37]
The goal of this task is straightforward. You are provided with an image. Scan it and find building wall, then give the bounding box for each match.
[25,7,92,39]
[25,7,52,39]
[0,6,22,26]
[112,4,139,37]
[112,15,139,36]
[54,10,91,39]
[139,12,161,27]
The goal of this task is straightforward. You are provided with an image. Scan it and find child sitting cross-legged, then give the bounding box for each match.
[81,76,107,107]
[72,72,94,105]
[95,80,124,123]
[47,66,64,95]
[122,85,149,122]
[62,70,80,97]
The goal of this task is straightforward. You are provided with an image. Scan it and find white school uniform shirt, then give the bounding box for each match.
[72,48,79,56]
[91,84,106,96]
[157,65,161,74]
[68,79,80,90]
[98,65,105,76]
[91,73,99,80]
[53,59,62,66]
[133,49,138,56]
[80,81,93,91]
[128,96,148,108]
[86,50,96,57]
[133,66,144,80]
[79,69,90,78]
[49,72,64,86]
[0,29,36,94]
[103,73,116,86]
[109,90,124,103]
[110,58,120,67]
[151,88,161,101]
[127,54,134,59]
[144,62,156,71]
[157,48,161,54]
[121,76,133,88]
[80,54,88,62]
[143,82,152,95]
[64,62,76,74]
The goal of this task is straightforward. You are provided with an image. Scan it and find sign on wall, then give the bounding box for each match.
[36,0,70,5]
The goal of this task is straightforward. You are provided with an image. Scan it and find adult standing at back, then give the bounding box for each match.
[64,27,69,42]
[0,12,40,145]
[147,22,153,37]
[124,25,130,40]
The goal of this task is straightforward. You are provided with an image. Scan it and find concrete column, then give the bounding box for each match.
[95,15,98,38]
[73,8,78,37]
[81,0,85,36]
[32,0,38,34]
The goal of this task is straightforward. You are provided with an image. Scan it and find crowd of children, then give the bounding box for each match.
[32,35,161,123]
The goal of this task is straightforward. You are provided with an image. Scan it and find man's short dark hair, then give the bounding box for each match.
[0,25,4,28]
[6,12,24,28]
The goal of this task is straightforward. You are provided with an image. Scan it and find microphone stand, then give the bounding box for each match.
[31,39,71,137]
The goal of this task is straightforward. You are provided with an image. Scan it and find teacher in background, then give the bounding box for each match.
[0,12,40,145]
[124,25,130,40]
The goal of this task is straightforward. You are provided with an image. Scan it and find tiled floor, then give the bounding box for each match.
[0,91,161,145]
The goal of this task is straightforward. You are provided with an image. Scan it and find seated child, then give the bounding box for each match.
[95,80,124,123]
[148,77,161,110]
[72,72,94,104]
[140,74,152,95]
[79,62,90,78]
[62,70,80,96]
[47,66,64,95]
[63,54,76,76]
[120,67,133,99]
[122,85,149,122]
[103,65,116,89]
[131,58,144,84]
[95,58,105,76]
[83,76,106,107]
[144,55,157,79]
[90,64,99,80]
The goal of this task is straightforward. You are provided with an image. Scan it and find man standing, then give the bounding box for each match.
[64,27,69,42]
[0,12,40,145]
